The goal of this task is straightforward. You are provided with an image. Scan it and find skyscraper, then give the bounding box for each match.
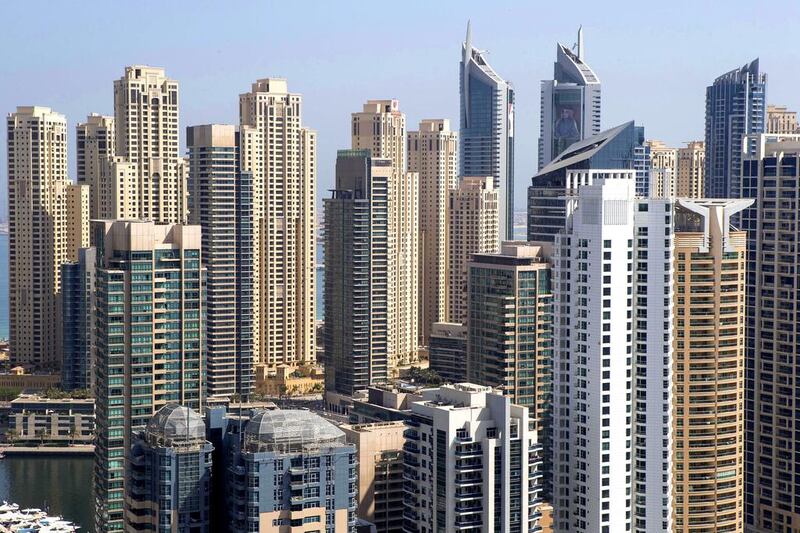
[113,65,186,223]
[539,26,601,171]
[672,199,750,533]
[766,104,798,134]
[741,133,800,530]
[551,172,673,532]
[467,241,554,494]
[324,151,392,396]
[460,22,515,240]
[7,106,69,367]
[239,78,317,368]
[408,119,458,344]
[66,183,89,262]
[352,99,419,368]
[224,410,357,533]
[447,175,499,324]
[92,220,204,532]
[61,247,96,392]
[187,124,254,399]
[342,421,406,533]
[528,120,641,243]
[76,113,115,220]
[704,59,766,198]
[128,404,213,531]
[402,383,546,533]
[676,141,705,198]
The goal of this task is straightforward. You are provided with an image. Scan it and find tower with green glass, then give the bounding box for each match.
[92,220,204,532]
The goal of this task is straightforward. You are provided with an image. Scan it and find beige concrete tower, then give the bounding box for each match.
[66,183,89,262]
[672,198,750,533]
[76,114,115,219]
[766,105,798,134]
[352,100,418,368]
[113,65,184,223]
[647,139,677,172]
[240,78,316,367]
[676,141,705,198]
[447,176,499,324]
[7,106,69,366]
[408,119,458,344]
[98,157,139,219]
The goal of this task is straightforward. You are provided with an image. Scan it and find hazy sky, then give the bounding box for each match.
[2,0,800,218]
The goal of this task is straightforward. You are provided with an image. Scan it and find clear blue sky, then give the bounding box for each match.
[2,0,799,219]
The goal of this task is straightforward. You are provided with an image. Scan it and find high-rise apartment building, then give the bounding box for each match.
[224,409,357,533]
[460,22,515,240]
[239,78,316,368]
[539,27,601,171]
[766,104,798,134]
[672,199,749,533]
[741,133,800,531]
[7,106,69,367]
[352,99,418,368]
[646,140,677,198]
[76,113,115,219]
[467,241,554,494]
[551,172,673,533]
[66,183,89,262]
[528,120,641,243]
[428,322,467,384]
[92,220,204,532]
[342,421,406,533]
[402,383,546,533]
[61,247,96,392]
[447,176,499,324]
[113,65,185,223]
[324,151,392,396]
[128,404,213,531]
[408,119,458,344]
[704,59,766,198]
[647,139,677,172]
[676,141,705,198]
[187,124,254,398]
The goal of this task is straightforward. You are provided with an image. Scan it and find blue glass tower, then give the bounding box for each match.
[61,247,96,391]
[460,22,515,240]
[705,59,766,198]
[527,120,641,242]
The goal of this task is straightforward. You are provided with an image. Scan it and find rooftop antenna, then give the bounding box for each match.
[577,26,584,61]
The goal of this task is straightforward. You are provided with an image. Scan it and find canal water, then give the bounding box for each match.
[0,455,93,531]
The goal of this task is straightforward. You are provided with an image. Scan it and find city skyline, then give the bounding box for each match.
[3,1,800,216]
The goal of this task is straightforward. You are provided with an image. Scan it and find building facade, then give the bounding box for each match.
[766,104,798,134]
[402,383,545,533]
[324,151,392,396]
[239,78,317,368]
[128,404,213,531]
[61,247,96,391]
[672,199,749,533]
[8,394,94,445]
[460,22,515,240]
[539,27,601,171]
[352,99,418,368]
[66,183,89,262]
[428,322,467,384]
[92,220,204,532]
[7,106,69,367]
[76,113,116,220]
[187,124,254,399]
[447,176,499,324]
[551,172,673,533]
[741,134,800,531]
[113,65,185,223]
[408,119,458,344]
[704,59,766,198]
[676,141,705,198]
[528,120,641,243]
[342,421,406,533]
[467,242,554,495]
[224,410,357,533]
